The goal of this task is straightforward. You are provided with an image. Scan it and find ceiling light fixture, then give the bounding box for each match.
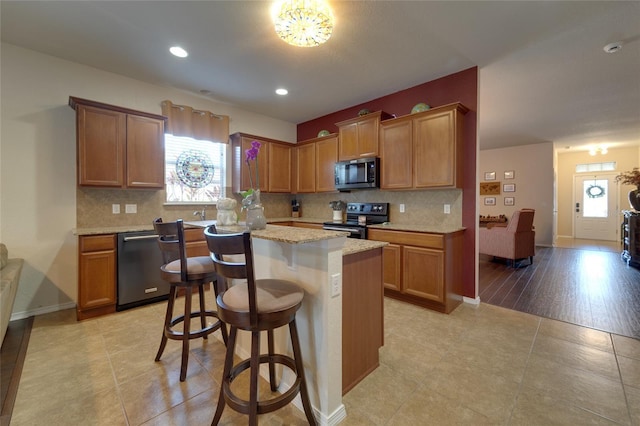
[169,46,188,58]
[275,88,288,95]
[272,0,334,47]
[603,42,623,53]
[589,146,608,156]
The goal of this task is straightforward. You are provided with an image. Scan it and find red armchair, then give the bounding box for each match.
[479,209,535,266]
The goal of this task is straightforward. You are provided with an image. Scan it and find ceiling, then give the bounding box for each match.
[1,1,639,152]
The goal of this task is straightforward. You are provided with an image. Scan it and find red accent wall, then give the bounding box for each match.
[297,67,478,299]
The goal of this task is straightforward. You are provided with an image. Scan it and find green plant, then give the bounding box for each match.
[616,168,640,186]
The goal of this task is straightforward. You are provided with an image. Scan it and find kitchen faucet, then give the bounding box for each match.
[193,207,206,221]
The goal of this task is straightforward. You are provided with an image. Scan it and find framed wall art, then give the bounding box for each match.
[504,170,515,179]
[484,197,496,206]
[484,171,496,181]
[504,197,515,206]
[480,181,501,195]
[503,183,516,192]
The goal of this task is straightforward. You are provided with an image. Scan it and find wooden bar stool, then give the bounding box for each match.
[204,226,316,426]
[153,218,227,382]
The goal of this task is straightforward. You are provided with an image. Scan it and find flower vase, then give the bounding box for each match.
[246,204,267,230]
[629,187,640,211]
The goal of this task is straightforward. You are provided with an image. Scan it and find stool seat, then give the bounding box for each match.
[153,218,227,382]
[221,279,303,314]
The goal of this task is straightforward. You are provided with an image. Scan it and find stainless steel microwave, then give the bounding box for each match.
[334,157,379,191]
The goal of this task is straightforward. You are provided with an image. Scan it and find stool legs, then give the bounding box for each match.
[180,285,192,382]
[155,285,176,362]
[211,321,317,426]
[290,318,317,425]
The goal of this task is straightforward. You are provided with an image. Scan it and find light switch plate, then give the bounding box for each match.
[331,273,341,298]
[400,204,405,213]
[444,204,451,214]
[112,204,120,214]
[125,204,137,214]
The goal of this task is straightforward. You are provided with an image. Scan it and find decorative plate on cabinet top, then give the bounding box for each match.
[411,103,430,114]
[175,150,215,188]
[358,108,370,116]
[317,129,330,137]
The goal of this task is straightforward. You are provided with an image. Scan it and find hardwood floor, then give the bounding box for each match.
[480,239,640,339]
[0,317,33,426]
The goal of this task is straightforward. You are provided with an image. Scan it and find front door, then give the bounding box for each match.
[574,173,619,241]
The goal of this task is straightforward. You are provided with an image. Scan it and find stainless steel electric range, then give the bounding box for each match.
[322,202,389,239]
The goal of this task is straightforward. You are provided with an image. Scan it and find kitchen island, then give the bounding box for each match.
[187,223,387,424]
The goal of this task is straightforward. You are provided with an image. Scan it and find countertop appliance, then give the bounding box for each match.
[322,202,389,239]
[334,157,379,191]
[117,230,170,310]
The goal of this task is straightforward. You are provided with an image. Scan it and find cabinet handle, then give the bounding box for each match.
[123,235,159,242]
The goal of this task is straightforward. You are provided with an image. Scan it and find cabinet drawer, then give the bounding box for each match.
[368,229,443,249]
[184,228,205,242]
[80,234,116,252]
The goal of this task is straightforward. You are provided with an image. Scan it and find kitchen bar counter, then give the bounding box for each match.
[73,217,464,236]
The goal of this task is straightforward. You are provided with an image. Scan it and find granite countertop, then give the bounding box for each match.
[73,217,464,237]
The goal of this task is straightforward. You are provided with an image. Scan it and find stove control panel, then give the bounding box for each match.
[346,203,389,215]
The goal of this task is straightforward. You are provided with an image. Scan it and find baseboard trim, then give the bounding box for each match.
[10,302,76,321]
[463,296,481,305]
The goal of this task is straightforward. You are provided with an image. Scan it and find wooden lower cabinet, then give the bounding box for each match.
[342,247,383,394]
[292,222,324,230]
[184,227,209,257]
[368,228,464,313]
[78,234,117,320]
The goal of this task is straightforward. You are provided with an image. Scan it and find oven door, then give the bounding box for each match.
[322,224,366,239]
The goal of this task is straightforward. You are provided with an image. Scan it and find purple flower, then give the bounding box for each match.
[245,141,261,162]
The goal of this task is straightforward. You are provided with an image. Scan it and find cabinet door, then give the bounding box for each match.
[381,243,402,291]
[78,235,116,310]
[268,142,292,192]
[357,116,380,158]
[316,136,338,192]
[338,122,359,160]
[380,119,413,189]
[402,246,444,303]
[126,115,165,188]
[77,105,126,187]
[239,137,269,192]
[413,109,458,188]
[295,143,316,193]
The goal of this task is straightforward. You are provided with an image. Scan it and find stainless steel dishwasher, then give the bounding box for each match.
[117,230,170,310]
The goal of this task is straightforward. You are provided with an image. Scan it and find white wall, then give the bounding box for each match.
[479,142,554,246]
[0,43,296,318]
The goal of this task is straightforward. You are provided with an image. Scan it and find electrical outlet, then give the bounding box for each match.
[112,204,120,214]
[331,273,341,297]
[444,204,451,214]
[400,204,405,213]
[125,204,137,214]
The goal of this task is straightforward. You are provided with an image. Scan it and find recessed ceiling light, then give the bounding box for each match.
[275,88,288,96]
[169,46,188,58]
[603,42,623,53]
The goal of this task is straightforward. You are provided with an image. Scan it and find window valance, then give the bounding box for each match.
[161,100,229,143]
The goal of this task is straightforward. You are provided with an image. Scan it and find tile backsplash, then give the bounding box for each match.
[77,187,462,229]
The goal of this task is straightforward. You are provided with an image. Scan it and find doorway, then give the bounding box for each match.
[573,173,619,241]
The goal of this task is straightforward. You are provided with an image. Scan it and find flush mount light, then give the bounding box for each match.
[603,42,623,53]
[272,0,334,47]
[589,145,608,156]
[275,88,288,95]
[169,46,188,58]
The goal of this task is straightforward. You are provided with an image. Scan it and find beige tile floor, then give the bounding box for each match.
[10,295,640,425]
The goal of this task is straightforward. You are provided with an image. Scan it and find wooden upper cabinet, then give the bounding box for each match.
[336,111,390,161]
[126,115,165,188]
[231,133,292,194]
[315,135,338,192]
[268,142,292,193]
[379,103,468,190]
[76,105,126,187]
[70,97,166,189]
[380,117,413,189]
[413,106,465,188]
[295,142,316,193]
